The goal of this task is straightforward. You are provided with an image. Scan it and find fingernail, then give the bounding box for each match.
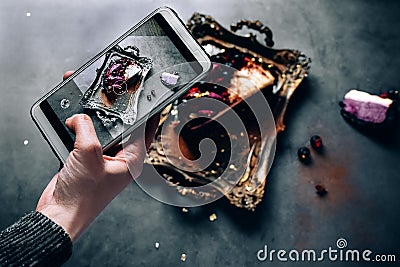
[66,115,75,123]
[82,114,90,120]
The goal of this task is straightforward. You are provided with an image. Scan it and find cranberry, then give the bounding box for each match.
[297,147,311,163]
[310,135,323,151]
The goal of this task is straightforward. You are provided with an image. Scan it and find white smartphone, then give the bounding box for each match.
[31,7,211,163]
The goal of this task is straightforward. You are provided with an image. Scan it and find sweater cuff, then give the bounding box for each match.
[0,211,72,267]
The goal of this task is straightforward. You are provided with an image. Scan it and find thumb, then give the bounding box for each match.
[65,114,102,155]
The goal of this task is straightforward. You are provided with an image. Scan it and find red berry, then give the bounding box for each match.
[310,135,323,150]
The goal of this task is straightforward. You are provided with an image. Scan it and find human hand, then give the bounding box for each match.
[36,71,158,242]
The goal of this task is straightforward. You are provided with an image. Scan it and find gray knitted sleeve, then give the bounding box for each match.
[0,211,72,266]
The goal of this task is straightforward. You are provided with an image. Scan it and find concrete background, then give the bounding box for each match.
[0,0,399,266]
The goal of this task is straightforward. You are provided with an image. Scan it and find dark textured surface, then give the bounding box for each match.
[0,0,400,266]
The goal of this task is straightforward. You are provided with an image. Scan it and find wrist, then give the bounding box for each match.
[38,203,91,242]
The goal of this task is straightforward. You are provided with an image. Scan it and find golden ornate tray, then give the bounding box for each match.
[143,13,311,210]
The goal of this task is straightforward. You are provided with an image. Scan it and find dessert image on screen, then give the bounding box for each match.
[80,45,153,125]
[44,16,199,148]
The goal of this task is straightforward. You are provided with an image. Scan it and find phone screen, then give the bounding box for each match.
[39,13,203,151]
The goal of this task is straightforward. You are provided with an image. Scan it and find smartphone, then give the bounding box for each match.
[31,7,211,163]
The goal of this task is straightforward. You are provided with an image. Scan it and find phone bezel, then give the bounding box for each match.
[31,6,211,163]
